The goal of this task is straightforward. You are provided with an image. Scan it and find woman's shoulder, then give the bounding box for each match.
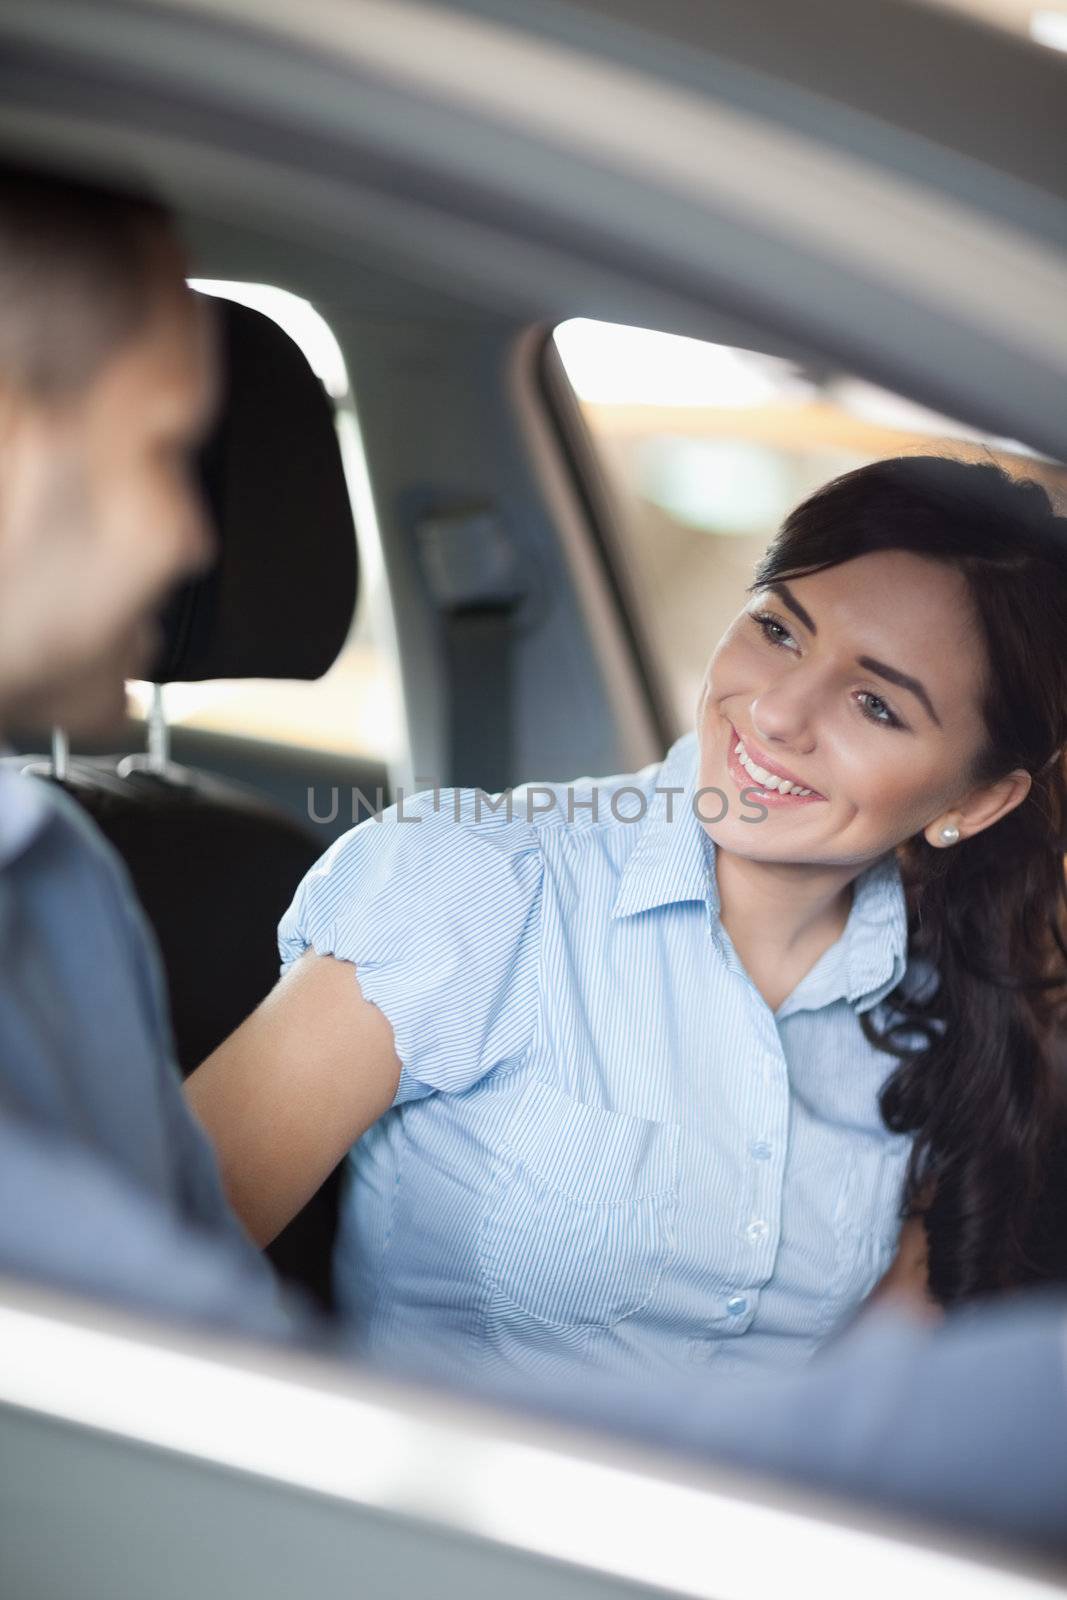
[280,783,544,970]
[279,784,549,1102]
[302,781,544,893]
[282,734,690,959]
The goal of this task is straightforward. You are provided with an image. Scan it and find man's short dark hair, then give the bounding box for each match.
[0,162,180,399]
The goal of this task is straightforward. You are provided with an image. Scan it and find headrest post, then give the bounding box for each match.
[50,727,69,781]
[146,683,170,774]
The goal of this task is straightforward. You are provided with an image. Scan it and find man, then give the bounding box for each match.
[0,161,290,1335]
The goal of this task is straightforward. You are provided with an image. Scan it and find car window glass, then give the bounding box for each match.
[552,317,1067,732]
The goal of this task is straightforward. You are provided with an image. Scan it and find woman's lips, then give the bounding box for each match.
[725,723,826,807]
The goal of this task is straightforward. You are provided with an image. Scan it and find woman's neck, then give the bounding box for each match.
[712,844,864,1009]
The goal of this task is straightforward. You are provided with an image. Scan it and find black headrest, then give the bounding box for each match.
[149,296,359,683]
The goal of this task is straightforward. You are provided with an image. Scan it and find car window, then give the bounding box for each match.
[552,317,1067,732]
[127,281,406,764]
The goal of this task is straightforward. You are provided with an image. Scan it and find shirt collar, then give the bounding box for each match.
[772,846,909,1016]
[610,730,714,921]
[0,760,53,871]
[838,849,909,1013]
[611,729,909,1014]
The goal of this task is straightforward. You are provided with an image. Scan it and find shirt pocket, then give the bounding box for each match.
[829,1137,910,1311]
[478,1078,681,1331]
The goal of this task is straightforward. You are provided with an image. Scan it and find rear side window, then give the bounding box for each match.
[551,317,1067,732]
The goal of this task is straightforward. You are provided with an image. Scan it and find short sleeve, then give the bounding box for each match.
[278,787,544,1106]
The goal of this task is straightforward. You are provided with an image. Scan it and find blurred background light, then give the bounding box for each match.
[553,319,815,408]
[1029,9,1067,49]
[923,2,1067,52]
[636,438,791,534]
[823,377,1047,458]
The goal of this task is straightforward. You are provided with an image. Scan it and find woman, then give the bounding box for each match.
[187,455,1067,1381]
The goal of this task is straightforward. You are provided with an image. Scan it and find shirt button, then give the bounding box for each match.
[725,1294,748,1317]
[749,1140,773,1161]
[745,1218,769,1243]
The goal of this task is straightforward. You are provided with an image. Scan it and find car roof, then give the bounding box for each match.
[0,0,1063,456]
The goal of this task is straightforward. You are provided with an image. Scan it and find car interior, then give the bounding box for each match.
[1,0,1066,1594]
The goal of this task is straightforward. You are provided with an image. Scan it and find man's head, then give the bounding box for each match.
[0,164,217,735]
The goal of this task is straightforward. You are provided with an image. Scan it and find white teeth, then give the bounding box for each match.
[735,736,813,797]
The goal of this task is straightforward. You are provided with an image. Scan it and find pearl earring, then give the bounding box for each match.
[939,823,960,845]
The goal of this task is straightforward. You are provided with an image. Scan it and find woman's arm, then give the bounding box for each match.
[185,950,402,1246]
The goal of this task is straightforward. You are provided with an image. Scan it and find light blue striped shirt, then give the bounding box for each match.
[279,730,916,1382]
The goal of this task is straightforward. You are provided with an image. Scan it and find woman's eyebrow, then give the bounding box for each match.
[767,581,817,635]
[768,581,941,728]
[857,656,942,727]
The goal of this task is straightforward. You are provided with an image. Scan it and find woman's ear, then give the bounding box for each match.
[930,767,1032,847]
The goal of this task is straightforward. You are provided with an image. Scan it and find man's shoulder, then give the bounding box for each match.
[10,771,125,877]
[0,768,146,948]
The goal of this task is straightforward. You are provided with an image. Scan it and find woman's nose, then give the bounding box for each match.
[750,677,816,753]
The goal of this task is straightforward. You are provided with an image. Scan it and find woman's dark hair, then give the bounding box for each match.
[749,453,1067,1306]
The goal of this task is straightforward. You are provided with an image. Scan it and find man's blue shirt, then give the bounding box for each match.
[0,765,285,1332]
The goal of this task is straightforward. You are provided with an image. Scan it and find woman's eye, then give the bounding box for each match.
[750,610,904,730]
[751,611,796,649]
[857,691,902,730]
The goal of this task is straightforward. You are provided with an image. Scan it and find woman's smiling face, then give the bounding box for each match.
[696,549,998,867]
